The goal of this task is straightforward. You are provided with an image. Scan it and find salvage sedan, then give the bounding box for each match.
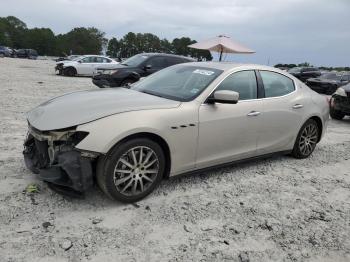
[23,62,329,202]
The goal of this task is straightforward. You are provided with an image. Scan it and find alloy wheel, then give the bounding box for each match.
[113,146,159,196]
[298,123,318,156]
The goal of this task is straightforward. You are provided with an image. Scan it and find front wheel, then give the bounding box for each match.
[292,119,319,159]
[64,67,77,77]
[97,138,165,202]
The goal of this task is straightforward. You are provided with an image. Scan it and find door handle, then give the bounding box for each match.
[247,111,261,117]
[292,104,303,109]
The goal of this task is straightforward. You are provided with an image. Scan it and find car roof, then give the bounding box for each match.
[80,55,110,58]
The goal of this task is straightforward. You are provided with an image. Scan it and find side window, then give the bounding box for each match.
[147,57,167,68]
[81,57,94,63]
[216,70,257,100]
[94,57,103,63]
[167,57,184,66]
[260,71,295,98]
[103,58,111,63]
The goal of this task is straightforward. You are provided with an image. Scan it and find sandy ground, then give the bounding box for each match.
[0,57,349,262]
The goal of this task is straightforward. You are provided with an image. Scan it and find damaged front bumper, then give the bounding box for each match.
[23,125,99,193]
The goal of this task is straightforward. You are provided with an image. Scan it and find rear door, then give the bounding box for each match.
[257,70,307,154]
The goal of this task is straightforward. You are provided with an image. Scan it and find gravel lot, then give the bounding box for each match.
[0,57,349,262]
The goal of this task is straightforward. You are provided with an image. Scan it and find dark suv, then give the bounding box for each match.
[288,67,321,82]
[15,49,38,59]
[92,53,195,88]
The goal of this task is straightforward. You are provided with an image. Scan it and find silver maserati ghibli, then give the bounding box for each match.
[24,62,329,202]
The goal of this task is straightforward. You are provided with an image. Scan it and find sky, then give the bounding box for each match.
[1,0,349,66]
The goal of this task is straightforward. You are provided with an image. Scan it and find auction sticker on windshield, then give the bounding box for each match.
[193,69,215,76]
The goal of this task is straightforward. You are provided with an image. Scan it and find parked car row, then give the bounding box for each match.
[287,66,350,95]
[0,46,38,59]
[306,72,350,95]
[54,52,196,88]
[92,53,196,88]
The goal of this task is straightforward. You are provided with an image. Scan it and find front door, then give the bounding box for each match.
[197,70,263,169]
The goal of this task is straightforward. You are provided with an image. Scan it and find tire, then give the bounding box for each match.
[120,78,135,87]
[292,119,319,159]
[64,67,76,77]
[330,107,345,120]
[97,138,165,202]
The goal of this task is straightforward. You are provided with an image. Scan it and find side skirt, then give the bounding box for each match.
[169,150,292,179]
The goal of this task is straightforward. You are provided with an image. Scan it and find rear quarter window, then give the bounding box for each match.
[260,71,295,98]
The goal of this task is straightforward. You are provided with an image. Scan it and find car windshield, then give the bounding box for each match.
[72,56,83,61]
[121,54,149,67]
[131,65,223,102]
[320,73,340,80]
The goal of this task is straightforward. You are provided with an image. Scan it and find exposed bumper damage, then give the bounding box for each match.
[23,126,99,193]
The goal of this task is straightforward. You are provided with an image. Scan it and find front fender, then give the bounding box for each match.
[75,104,199,175]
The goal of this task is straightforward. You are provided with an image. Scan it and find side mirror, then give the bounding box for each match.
[207,90,239,104]
[144,64,152,70]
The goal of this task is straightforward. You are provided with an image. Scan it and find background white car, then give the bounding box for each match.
[55,55,119,76]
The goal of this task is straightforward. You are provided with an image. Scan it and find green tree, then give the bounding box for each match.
[106,37,120,58]
[24,28,56,55]
[55,27,106,55]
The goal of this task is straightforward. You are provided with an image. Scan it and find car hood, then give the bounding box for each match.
[27,88,180,131]
[56,60,76,65]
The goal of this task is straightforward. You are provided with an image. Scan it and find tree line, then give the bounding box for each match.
[0,16,212,60]
[274,63,350,72]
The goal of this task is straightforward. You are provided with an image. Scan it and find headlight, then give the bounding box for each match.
[108,69,118,75]
[335,87,347,97]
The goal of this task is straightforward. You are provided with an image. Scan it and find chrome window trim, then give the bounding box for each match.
[201,69,298,105]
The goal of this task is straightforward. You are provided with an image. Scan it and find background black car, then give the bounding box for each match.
[288,67,321,82]
[15,49,38,59]
[306,73,350,95]
[0,46,11,57]
[92,53,195,88]
[329,83,350,120]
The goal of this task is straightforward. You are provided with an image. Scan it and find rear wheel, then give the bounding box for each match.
[97,138,165,202]
[292,119,319,159]
[64,67,77,77]
[330,107,345,120]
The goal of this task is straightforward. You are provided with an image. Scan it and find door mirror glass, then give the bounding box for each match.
[208,90,239,104]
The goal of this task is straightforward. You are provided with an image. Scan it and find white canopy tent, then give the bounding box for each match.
[188,35,255,61]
